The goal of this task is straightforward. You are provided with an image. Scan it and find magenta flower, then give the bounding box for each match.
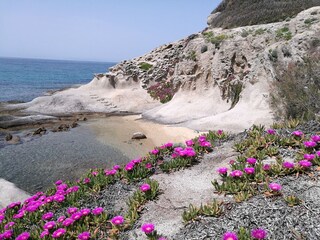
[140,183,151,192]
[198,136,206,142]
[317,151,320,157]
[311,135,320,142]
[263,164,271,171]
[55,180,63,186]
[283,161,295,169]
[43,221,56,230]
[125,163,134,171]
[200,141,212,147]
[16,232,30,240]
[269,183,282,192]
[304,154,315,161]
[57,183,68,191]
[67,207,78,215]
[2,230,13,239]
[0,215,4,223]
[42,212,54,220]
[217,130,224,135]
[246,158,257,165]
[13,211,24,219]
[266,129,276,135]
[217,167,228,175]
[251,228,267,239]
[222,232,238,240]
[244,167,255,175]
[91,171,99,176]
[92,207,104,215]
[230,170,243,178]
[299,160,312,168]
[80,208,91,216]
[292,130,303,137]
[71,186,80,192]
[8,201,21,209]
[53,195,65,203]
[151,149,159,155]
[303,141,316,148]
[52,228,66,238]
[105,169,117,176]
[113,165,121,170]
[165,142,173,148]
[62,218,74,227]
[4,222,15,229]
[185,140,194,146]
[141,223,155,234]
[78,231,91,240]
[57,216,66,223]
[71,212,82,221]
[229,160,235,165]
[40,230,49,239]
[145,163,152,169]
[83,178,91,184]
[111,215,124,225]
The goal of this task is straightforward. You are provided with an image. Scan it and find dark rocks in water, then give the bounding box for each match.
[132,132,147,140]
[7,135,21,145]
[58,124,69,131]
[5,133,13,141]
[33,127,46,135]
[71,121,78,128]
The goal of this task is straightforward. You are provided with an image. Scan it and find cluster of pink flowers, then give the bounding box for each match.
[198,135,212,147]
[223,229,267,240]
[160,142,173,149]
[124,158,143,171]
[172,147,196,158]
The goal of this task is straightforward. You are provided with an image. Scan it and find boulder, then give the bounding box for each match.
[5,133,13,141]
[33,127,46,135]
[71,121,78,128]
[7,135,20,144]
[132,132,147,140]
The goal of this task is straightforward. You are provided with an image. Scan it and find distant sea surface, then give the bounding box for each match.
[0,57,116,102]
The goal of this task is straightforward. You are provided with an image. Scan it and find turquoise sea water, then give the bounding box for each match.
[0,57,116,102]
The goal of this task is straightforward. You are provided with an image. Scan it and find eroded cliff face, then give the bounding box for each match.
[23,7,320,131]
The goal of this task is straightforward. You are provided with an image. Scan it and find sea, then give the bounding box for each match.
[0,57,116,102]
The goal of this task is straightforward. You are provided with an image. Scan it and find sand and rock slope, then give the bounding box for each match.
[18,7,320,131]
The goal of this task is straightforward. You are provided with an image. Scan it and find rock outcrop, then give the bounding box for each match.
[19,6,320,132]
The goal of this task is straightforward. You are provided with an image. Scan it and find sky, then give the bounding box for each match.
[0,0,220,62]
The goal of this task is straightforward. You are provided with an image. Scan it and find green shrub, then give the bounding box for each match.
[187,50,197,61]
[271,53,320,120]
[276,27,293,41]
[254,28,267,36]
[304,18,318,26]
[139,62,153,71]
[203,32,228,48]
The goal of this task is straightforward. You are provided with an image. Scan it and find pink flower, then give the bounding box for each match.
[71,212,82,221]
[52,228,66,238]
[141,223,155,234]
[55,180,63,186]
[80,208,91,216]
[283,161,294,169]
[299,160,312,168]
[140,184,151,192]
[43,221,56,230]
[8,201,21,209]
[229,160,235,165]
[246,158,257,165]
[244,167,255,175]
[4,222,15,229]
[40,230,49,239]
[251,229,267,239]
[62,218,74,227]
[311,135,320,142]
[113,165,121,170]
[78,231,91,240]
[67,207,78,215]
[304,154,315,161]
[16,232,30,240]
[292,130,303,137]
[223,232,238,240]
[303,141,316,148]
[198,136,206,142]
[42,212,54,220]
[111,215,124,225]
[217,130,224,135]
[165,142,173,148]
[13,211,24,219]
[105,169,117,176]
[217,167,228,175]
[145,163,152,169]
[269,183,282,192]
[57,216,66,223]
[2,230,13,239]
[91,171,99,176]
[53,195,65,203]
[125,163,134,171]
[92,207,104,215]
[83,178,91,184]
[267,129,276,135]
[230,170,243,178]
[200,141,212,147]
[151,149,159,155]
[263,164,271,171]
[185,140,194,146]
[317,151,320,157]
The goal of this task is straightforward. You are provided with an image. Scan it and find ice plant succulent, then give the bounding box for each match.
[283,161,295,169]
[303,141,316,148]
[222,232,238,240]
[299,160,312,168]
[111,215,124,226]
[16,232,30,240]
[52,228,66,238]
[230,170,243,178]
[269,183,282,192]
[244,167,255,175]
[251,228,267,239]
[140,183,151,192]
[141,223,155,234]
[246,157,257,165]
[78,231,91,240]
[292,130,303,137]
[217,167,228,175]
[92,207,104,215]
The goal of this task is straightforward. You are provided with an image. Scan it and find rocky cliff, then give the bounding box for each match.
[21,6,320,132]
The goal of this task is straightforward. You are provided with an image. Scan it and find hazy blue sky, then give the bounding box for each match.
[0,0,220,62]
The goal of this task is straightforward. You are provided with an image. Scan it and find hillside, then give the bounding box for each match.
[208,0,320,28]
